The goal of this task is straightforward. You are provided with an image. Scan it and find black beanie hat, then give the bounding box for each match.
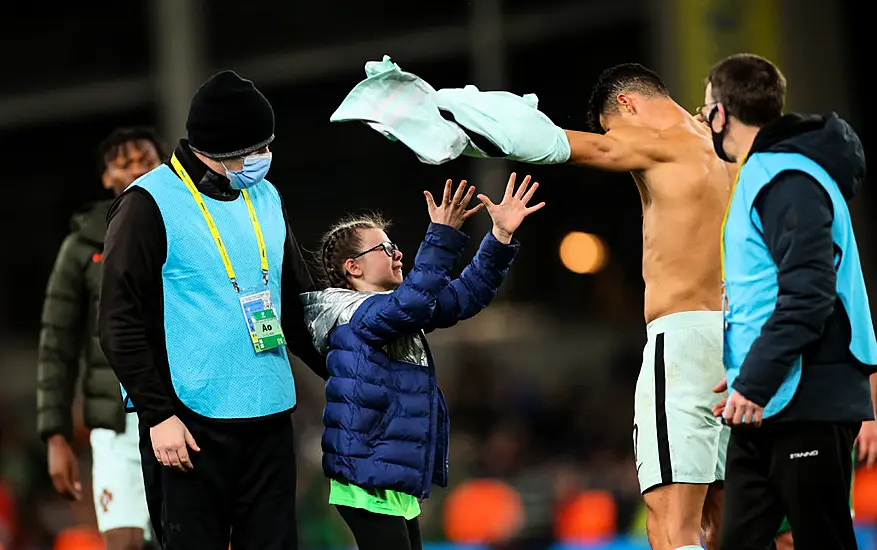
[186,70,275,159]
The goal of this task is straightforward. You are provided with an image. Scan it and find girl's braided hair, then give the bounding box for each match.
[318,213,390,289]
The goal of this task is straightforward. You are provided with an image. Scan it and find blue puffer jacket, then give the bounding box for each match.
[301,223,518,498]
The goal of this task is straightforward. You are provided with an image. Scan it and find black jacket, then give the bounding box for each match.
[99,140,328,428]
[732,113,874,423]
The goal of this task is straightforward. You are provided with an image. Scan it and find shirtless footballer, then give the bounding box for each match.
[563,64,734,550]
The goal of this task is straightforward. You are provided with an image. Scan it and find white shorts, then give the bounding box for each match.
[633,311,730,494]
[90,413,152,538]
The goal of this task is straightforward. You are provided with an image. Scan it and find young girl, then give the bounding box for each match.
[301,173,543,550]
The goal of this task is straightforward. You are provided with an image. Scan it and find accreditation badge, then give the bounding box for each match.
[239,287,285,353]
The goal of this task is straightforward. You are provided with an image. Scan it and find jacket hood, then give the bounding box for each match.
[750,113,865,200]
[71,200,113,246]
[300,288,374,355]
[301,287,430,370]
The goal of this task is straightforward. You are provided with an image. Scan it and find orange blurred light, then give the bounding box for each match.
[444,479,523,544]
[556,490,617,543]
[559,232,608,274]
[853,465,877,522]
[53,526,105,550]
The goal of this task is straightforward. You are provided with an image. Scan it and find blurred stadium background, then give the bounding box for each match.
[0,0,873,548]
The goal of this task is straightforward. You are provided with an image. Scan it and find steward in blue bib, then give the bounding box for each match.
[100,137,326,424]
[723,113,877,422]
[709,53,871,550]
[99,70,326,550]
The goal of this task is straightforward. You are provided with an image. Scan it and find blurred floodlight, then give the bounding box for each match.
[559,231,608,274]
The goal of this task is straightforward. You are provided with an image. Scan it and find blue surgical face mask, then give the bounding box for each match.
[222,152,272,190]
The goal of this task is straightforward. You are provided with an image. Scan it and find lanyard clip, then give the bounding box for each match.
[231,279,241,293]
[262,270,269,286]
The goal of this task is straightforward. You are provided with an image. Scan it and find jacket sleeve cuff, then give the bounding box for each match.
[139,408,176,429]
[38,411,73,443]
[39,427,71,443]
[731,376,773,408]
[424,222,469,251]
[480,231,521,265]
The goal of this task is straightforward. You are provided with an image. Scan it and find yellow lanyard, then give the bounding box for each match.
[170,153,269,292]
[719,155,747,281]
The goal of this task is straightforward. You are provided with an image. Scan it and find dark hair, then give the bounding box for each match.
[587,63,669,133]
[318,213,390,289]
[96,127,166,173]
[706,54,786,127]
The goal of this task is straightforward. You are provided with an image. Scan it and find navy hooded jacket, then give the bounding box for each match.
[301,222,519,498]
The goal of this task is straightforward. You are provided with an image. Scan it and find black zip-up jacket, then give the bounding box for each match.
[732,113,874,423]
[99,140,328,428]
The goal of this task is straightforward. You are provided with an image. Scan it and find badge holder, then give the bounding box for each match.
[239,286,285,353]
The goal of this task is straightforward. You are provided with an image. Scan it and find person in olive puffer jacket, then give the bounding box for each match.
[38,198,118,441]
[37,127,164,550]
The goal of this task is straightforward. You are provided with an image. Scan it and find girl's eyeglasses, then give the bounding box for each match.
[351,241,398,259]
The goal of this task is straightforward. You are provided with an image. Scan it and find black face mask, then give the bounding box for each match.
[708,106,734,163]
